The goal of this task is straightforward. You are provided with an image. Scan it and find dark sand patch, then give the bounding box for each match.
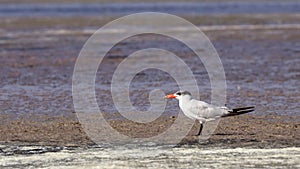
[0,113,299,148]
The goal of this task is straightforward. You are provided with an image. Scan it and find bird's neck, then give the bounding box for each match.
[179,95,192,103]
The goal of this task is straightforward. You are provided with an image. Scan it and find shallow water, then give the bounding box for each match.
[0,144,299,169]
[0,24,299,117]
[0,1,300,17]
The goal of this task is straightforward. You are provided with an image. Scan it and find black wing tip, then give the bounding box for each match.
[224,106,255,117]
[232,106,255,112]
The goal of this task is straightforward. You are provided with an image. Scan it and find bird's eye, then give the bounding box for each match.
[177,92,181,96]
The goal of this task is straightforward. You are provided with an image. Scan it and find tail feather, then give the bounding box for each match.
[222,106,255,117]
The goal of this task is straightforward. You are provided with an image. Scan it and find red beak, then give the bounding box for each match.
[164,94,176,99]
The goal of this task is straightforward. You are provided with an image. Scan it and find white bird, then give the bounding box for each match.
[165,90,255,135]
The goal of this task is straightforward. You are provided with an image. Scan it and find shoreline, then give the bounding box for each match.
[1,145,299,168]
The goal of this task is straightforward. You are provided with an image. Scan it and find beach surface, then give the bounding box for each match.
[0,1,299,168]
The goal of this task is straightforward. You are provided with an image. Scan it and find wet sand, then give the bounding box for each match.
[0,113,299,148]
[0,3,300,167]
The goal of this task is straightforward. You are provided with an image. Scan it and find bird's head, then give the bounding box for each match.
[164,90,192,100]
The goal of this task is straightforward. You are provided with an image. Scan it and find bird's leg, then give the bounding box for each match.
[196,121,204,136]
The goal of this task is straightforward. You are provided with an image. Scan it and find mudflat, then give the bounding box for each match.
[0,14,299,148]
[0,113,299,148]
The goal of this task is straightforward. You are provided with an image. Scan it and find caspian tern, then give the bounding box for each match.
[165,90,255,135]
